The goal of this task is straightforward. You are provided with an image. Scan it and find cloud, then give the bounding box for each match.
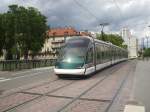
[0,0,150,38]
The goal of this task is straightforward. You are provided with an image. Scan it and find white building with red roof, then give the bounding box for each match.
[41,27,79,59]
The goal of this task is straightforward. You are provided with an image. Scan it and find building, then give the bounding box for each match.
[128,37,138,58]
[120,27,138,58]
[120,27,132,45]
[79,31,92,37]
[41,27,80,59]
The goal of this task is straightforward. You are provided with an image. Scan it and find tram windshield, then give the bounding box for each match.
[56,37,90,69]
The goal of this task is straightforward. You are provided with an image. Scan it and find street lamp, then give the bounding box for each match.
[147,25,150,48]
[99,23,109,41]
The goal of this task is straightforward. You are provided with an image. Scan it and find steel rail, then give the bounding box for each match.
[57,62,127,112]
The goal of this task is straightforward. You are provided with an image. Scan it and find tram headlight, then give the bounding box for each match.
[66,58,72,63]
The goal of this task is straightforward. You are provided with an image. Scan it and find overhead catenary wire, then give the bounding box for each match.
[73,0,150,43]
[112,0,124,19]
[73,0,148,31]
[73,0,100,22]
[73,0,110,32]
[111,0,149,28]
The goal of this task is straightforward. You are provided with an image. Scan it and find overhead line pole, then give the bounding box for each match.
[100,23,109,41]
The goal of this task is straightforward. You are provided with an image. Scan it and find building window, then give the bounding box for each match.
[64,31,68,41]
[53,32,56,41]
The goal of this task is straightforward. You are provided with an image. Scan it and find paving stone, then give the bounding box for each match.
[81,63,130,101]
[0,93,38,112]
[1,61,135,112]
[49,77,104,98]
[61,99,109,112]
[25,79,73,94]
[107,61,136,112]
[8,96,71,112]
[0,74,57,98]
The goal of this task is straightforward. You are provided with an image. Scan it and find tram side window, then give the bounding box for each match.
[120,50,122,58]
[117,49,119,59]
[104,46,107,59]
[106,46,109,60]
[86,47,93,64]
[101,45,104,62]
[104,46,106,57]
[110,47,113,59]
[116,48,118,59]
[99,45,102,63]
[104,45,108,62]
[96,45,100,64]
[112,47,114,59]
[108,47,110,59]
[117,49,119,58]
[114,48,116,59]
[118,50,120,59]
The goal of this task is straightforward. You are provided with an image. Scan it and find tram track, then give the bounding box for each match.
[0,61,128,112]
[102,62,136,112]
[57,61,128,112]
[2,81,75,112]
[0,77,59,99]
[103,60,137,112]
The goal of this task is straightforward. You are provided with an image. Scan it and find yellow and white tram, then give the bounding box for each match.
[54,36,128,78]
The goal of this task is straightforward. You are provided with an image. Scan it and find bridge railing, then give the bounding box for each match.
[0,59,56,71]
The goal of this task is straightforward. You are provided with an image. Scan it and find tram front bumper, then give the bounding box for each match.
[54,68,85,75]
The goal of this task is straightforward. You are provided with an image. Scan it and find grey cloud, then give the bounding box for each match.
[0,0,150,38]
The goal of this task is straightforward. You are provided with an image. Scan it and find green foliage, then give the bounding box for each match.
[0,14,5,55]
[143,48,150,57]
[0,4,48,60]
[96,33,126,48]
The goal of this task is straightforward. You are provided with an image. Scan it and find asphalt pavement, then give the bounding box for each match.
[132,59,150,112]
[0,67,56,95]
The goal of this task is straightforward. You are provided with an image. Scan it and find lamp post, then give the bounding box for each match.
[146,36,148,48]
[99,23,109,41]
[147,25,150,48]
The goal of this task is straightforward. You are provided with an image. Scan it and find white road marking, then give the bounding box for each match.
[11,70,34,76]
[11,67,53,76]
[0,69,54,83]
[0,77,11,82]
[124,105,145,112]
[0,77,6,80]
[11,71,48,80]
[33,66,54,71]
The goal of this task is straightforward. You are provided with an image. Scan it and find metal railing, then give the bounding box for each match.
[0,59,56,71]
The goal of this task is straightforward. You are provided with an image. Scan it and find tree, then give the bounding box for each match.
[0,4,48,60]
[0,14,5,56]
[96,33,126,48]
[2,12,16,60]
[143,48,150,57]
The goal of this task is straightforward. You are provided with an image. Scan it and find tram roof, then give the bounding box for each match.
[66,36,127,52]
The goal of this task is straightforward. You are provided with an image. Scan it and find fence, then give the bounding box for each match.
[0,59,56,71]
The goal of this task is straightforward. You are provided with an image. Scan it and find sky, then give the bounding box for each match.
[0,0,150,39]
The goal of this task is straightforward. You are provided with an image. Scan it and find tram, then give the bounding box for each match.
[54,36,128,78]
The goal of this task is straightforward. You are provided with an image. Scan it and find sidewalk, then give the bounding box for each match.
[132,59,150,112]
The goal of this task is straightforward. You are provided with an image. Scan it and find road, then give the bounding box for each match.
[132,59,150,112]
[0,60,146,112]
[0,67,56,95]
